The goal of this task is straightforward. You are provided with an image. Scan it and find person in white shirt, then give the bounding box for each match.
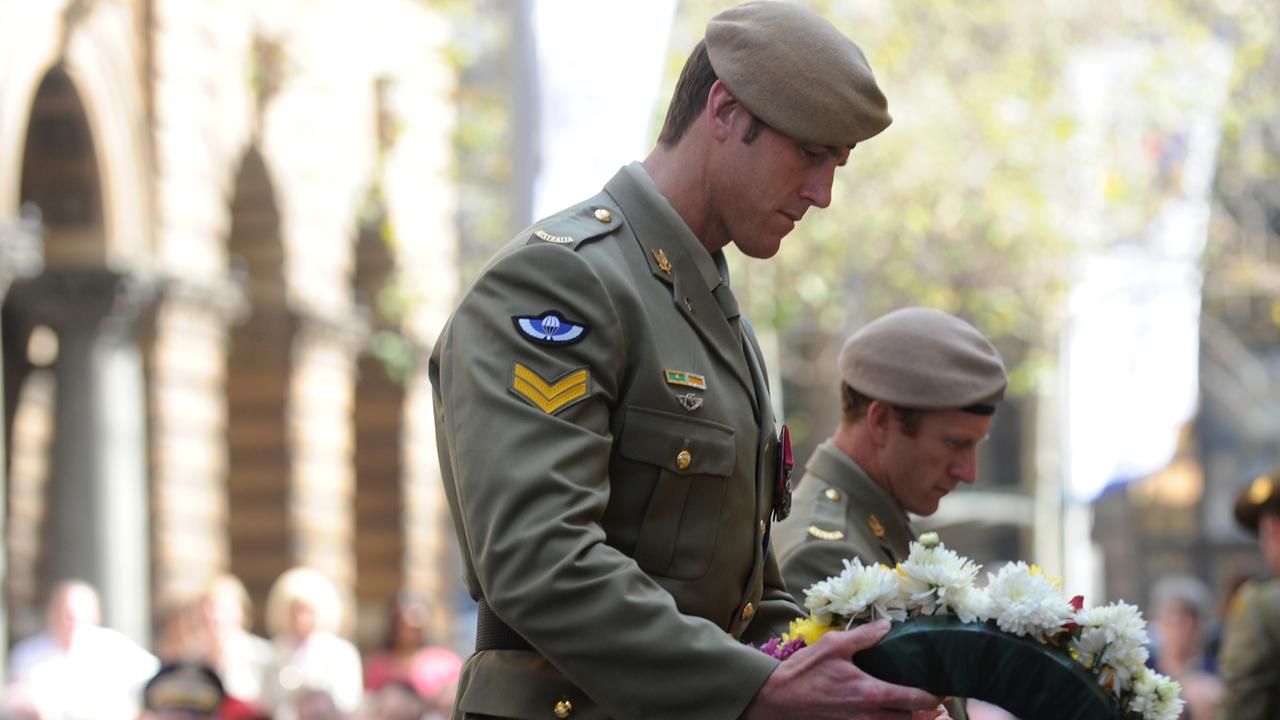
[258,568,362,719]
[4,580,158,720]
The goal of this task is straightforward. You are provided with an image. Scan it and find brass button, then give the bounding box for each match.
[554,699,573,718]
[741,602,755,621]
[758,519,766,536]
[593,208,612,223]
[824,488,842,502]
[676,450,692,470]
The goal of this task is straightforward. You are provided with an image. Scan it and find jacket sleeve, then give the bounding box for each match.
[434,243,778,720]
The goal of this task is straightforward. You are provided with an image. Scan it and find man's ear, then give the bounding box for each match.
[865,400,893,448]
[705,79,739,142]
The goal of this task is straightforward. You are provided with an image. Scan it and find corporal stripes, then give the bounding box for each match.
[510,362,590,415]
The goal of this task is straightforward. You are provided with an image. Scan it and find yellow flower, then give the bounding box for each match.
[785,615,834,646]
[1029,564,1065,590]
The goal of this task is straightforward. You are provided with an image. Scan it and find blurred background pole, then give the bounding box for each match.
[0,202,45,681]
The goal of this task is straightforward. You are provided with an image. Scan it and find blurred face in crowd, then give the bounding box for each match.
[48,583,100,649]
[1156,600,1201,662]
[872,404,990,516]
[289,600,318,639]
[202,586,245,633]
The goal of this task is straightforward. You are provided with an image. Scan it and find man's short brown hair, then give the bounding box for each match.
[658,40,717,146]
[840,383,921,436]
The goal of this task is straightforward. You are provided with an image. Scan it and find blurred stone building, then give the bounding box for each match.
[0,0,459,663]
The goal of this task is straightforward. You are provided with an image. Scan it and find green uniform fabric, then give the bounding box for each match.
[774,440,914,596]
[773,440,967,720]
[1218,578,1280,720]
[430,162,800,720]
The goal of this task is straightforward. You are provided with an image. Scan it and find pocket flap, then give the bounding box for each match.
[617,405,736,476]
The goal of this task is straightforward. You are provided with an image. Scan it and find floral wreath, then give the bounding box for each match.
[759,533,1184,720]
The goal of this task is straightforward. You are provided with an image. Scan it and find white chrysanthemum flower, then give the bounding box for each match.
[806,558,906,624]
[946,584,993,624]
[1071,602,1151,695]
[1126,666,1184,720]
[900,539,982,616]
[1149,673,1185,720]
[984,562,1075,642]
[803,578,835,618]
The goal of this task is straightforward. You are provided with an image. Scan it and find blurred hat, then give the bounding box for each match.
[839,307,1007,413]
[143,662,225,715]
[705,1,891,147]
[1234,470,1280,533]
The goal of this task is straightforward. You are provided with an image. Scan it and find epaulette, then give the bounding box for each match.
[806,485,848,542]
[523,195,622,250]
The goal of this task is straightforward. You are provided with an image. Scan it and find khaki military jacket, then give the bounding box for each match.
[774,440,914,598]
[430,163,800,720]
[773,440,967,720]
[1219,577,1280,720]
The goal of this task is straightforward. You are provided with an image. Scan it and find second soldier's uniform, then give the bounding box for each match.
[773,439,914,598]
[773,442,968,720]
[772,308,1008,720]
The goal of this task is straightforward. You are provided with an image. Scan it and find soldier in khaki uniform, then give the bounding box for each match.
[773,308,1009,720]
[431,3,950,719]
[1218,471,1280,720]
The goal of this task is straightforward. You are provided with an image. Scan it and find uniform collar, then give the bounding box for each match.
[612,162,725,293]
[807,439,913,536]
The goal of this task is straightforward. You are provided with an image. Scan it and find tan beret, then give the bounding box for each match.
[705,1,892,148]
[839,307,1007,411]
[1234,471,1280,534]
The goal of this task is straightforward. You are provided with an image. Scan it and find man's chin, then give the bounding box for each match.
[735,237,784,259]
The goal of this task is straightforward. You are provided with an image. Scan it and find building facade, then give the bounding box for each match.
[0,0,460,664]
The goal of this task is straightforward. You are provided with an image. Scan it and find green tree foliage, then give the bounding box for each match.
[665,0,1276,396]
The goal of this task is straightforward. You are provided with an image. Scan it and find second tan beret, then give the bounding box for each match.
[839,307,1007,410]
[705,1,892,147]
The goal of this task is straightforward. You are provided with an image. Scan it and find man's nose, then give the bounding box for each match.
[801,164,837,208]
[951,452,978,484]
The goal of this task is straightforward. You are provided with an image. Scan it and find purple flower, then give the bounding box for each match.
[756,636,808,661]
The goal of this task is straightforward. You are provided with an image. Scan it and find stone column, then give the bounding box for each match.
[145,276,244,606]
[6,268,152,644]
[288,308,366,633]
[0,206,44,680]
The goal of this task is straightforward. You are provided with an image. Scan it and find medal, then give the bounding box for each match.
[773,425,794,521]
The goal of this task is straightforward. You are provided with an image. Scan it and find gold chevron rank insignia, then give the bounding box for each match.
[510,362,590,415]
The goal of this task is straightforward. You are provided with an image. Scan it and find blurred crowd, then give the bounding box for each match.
[1,569,460,720]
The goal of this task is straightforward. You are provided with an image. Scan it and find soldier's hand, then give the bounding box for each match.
[740,619,943,720]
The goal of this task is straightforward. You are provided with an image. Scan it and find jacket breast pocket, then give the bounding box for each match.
[617,405,736,580]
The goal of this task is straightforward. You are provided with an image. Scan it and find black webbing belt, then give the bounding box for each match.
[474,599,533,652]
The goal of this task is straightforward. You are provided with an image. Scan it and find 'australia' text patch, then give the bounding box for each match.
[513,311,589,346]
